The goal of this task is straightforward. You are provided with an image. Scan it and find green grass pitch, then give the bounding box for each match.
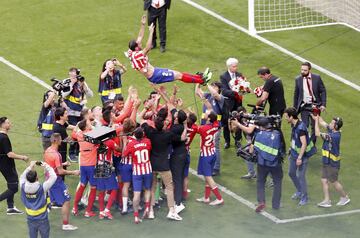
[0,0,360,237]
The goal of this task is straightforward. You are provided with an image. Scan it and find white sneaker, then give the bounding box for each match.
[148,210,155,219]
[62,224,78,231]
[167,211,183,221]
[336,196,350,206]
[186,189,191,193]
[209,199,224,206]
[317,200,332,208]
[196,197,210,203]
[175,203,185,214]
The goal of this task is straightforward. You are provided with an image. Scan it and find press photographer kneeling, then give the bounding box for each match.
[231,112,285,213]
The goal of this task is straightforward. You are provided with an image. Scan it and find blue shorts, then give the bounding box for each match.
[147,68,175,84]
[132,173,153,192]
[80,166,97,186]
[184,152,191,177]
[113,156,121,176]
[96,172,118,191]
[49,177,71,205]
[119,163,133,183]
[197,154,216,176]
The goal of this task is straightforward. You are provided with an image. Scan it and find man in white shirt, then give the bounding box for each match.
[144,0,171,53]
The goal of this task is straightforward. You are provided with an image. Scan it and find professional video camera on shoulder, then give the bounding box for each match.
[50,68,85,94]
[231,111,282,130]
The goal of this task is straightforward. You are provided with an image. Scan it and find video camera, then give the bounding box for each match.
[300,102,321,116]
[236,144,257,163]
[50,68,85,94]
[50,78,71,93]
[230,105,281,130]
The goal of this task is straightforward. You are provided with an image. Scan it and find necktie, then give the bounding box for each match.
[305,77,314,102]
[155,0,160,8]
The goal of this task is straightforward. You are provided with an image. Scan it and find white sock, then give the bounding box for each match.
[122,197,128,211]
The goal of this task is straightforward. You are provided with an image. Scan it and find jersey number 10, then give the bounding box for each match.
[134,149,150,163]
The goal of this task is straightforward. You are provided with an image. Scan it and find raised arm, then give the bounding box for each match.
[42,162,57,193]
[207,84,221,101]
[143,23,155,55]
[136,15,147,45]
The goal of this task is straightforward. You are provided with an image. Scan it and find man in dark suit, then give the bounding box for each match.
[144,0,171,53]
[220,58,244,149]
[293,62,327,144]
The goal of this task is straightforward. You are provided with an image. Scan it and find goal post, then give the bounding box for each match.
[248,0,360,34]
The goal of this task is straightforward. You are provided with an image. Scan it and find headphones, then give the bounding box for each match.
[333,117,343,130]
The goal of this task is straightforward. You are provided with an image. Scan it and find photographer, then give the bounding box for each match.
[312,114,350,207]
[20,161,57,238]
[98,58,127,104]
[62,67,93,163]
[37,90,57,150]
[229,107,256,179]
[232,116,285,213]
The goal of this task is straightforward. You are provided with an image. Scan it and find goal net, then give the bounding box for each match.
[248,0,360,34]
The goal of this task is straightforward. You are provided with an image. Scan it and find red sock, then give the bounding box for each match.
[117,182,124,206]
[86,188,97,212]
[73,184,85,210]
[145,202,150,211]
[180,73,204,84]
[205,185,211,199]
[134,211,139,217]
[63,220,69,225]
[106,190,117,210]
[212,187,223,200]
[98,191,105,211]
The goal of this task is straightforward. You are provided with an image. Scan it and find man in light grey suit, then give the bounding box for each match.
[293,62,327,145]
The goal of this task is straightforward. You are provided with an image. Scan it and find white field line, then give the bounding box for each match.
[181,0,360,92]
[0,56,52,90]
[188,168,282,223]
[189,167,360,224]
[278,209,360,224]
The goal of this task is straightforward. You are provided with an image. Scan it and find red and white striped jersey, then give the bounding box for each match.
[126,49,148,71]
[123,137,152,175]
[98,139,117,163]
[197,121,219,157]
[121,136,134,165]
[185,123,198,151]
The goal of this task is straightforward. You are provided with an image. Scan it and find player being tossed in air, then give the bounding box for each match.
[125,15,212,85]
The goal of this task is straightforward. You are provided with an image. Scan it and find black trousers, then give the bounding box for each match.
[300,109,317,145]
[223,124,242,145]
[170,152,186,205]
[257,164,283,209]
[148,6,167,47]
[0,167,19,208]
